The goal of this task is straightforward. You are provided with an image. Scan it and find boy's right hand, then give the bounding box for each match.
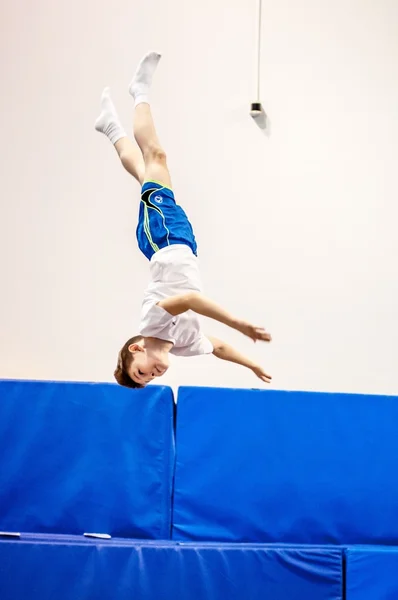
[251,364,272,384]
[235,320,272,343]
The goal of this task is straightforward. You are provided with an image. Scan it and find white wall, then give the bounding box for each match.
[1,0,397,394]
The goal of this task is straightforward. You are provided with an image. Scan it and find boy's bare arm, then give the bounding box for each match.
[157,292,272,343]
[208,337,272,384]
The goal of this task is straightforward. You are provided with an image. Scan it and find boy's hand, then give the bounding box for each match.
[158,294,272,346]
[251,364,272,384]
[235,320,272,343]
[209,337,272,384]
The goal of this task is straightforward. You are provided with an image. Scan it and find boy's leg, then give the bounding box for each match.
[129,52,173,190]
[114,137,145,184]
[95,88,145,185]
[129,53,198,259]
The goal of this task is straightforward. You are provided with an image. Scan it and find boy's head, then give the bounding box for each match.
[114,336,169,388]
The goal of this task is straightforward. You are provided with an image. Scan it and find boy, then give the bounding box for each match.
[95,52,272,388]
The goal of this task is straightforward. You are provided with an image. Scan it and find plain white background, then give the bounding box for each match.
[1,0,397,394]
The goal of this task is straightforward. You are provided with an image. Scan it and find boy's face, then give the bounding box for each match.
[127,343,169,386]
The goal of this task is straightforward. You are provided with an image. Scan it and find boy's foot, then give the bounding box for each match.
[129,52,161,106]
[95,87,126,145]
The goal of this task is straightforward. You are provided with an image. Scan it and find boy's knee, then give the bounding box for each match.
[145,143,167,164]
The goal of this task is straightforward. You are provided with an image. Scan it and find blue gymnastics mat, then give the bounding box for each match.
[0,380,175,538]
[0,534,343,600]
[345,546,398,599]
[173,387,398,544]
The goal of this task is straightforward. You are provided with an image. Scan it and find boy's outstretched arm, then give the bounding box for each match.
[157,292,272,343]
[208,336,272,384]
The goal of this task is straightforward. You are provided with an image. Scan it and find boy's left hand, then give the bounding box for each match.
[236,320,272,343]
[251,365,272,384]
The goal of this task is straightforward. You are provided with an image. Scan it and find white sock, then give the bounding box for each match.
[95,87,126,145]
[129,51,161,107]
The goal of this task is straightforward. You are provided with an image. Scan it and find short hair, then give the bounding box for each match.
[114,335,144,389]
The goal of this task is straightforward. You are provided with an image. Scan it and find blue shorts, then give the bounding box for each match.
[136,181,198,260]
